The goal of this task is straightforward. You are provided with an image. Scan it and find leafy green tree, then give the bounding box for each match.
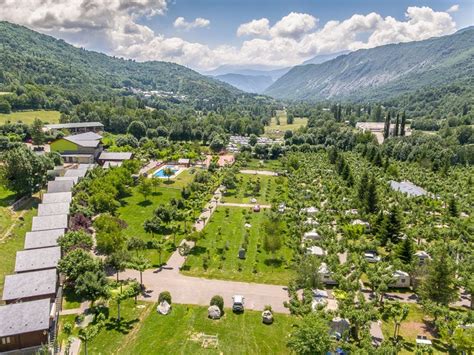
[58,230,93,253]
[287,313,332,354]
[0,145,53,195]
[31,118,45,145]
[74,270,109,307]
[127,120,147,139]
[58,249,101,283]
[420,245,458,306]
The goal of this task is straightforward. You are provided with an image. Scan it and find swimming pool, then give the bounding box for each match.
[154,165,179,178]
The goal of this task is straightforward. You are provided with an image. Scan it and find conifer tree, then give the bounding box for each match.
[394,113,400,137]
[400,111,406,136]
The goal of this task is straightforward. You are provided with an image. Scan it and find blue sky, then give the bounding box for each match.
[1,0,472,70]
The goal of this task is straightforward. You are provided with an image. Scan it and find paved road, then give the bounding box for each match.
[218,202,271,209]
[239,170,278,176]
[119,240,290,313]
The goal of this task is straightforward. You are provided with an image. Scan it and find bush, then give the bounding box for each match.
[158,291,172,304]
[210,295,224,314]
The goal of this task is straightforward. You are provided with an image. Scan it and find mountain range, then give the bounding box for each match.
[205,51,351,93]
[0,21,243,102]
[265,27,474,101]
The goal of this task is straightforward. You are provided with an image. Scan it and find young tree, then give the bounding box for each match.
[287,313,332,354]
[420,245,458,306]
[137,178,153,201]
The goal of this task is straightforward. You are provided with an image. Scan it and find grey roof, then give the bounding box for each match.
[2,269,57,301]
[24,229,65,249]
[42,192,72,204]
[15,247,61,272]
[32,214,68,231]
[0,299,51,336]
[389,180,428,197]
[38,202,70,217]
[77,163,95,170]
[47,180,74,193]
[98,151,133,161]
[45,122,104,129]
[64,169,87,178]
[55,176,79,184]
[63,132,102,148]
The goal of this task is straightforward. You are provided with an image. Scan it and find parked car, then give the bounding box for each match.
[232,295,245,312]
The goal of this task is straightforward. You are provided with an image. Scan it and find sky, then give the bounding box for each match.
[0,0,472,72]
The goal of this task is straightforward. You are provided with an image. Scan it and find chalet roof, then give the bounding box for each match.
[14,247,61,272]
[24,229,65,249]
[42,192,72,204]
[98,151,133,161]
[55,176,79,184]
[45,122,103,130]
[38,202,70,217]
[64,169,87,178]
[389,180,428,197]
[0,299,51,337]
[2,269,57,302]
[32,214,68,231]
[47,180,74,193]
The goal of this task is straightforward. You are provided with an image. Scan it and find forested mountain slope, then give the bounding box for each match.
[266,27,474,102]
[0,21,243,102]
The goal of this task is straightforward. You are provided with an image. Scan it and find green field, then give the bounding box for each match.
[265,110,308,136]
[120,304,294,355]
[221,174,287,205]
[0,198,39,298]
[0,110,60,124]
[182,207,294,285]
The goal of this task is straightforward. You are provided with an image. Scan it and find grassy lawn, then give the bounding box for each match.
[120,304,294,355]
[0,198,39,298]
[381,303,448,354]
[62,286,83,310]
[181,207,294,285]
[0,110,60,124]
[117,185,183,267]
[221,174,287,205]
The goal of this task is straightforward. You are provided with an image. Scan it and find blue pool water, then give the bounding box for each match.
[154,165,178,177]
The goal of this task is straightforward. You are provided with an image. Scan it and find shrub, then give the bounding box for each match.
[210,295,224,314]
[158,291,172,304]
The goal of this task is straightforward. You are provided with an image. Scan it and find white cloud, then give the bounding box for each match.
[270,12,318,39]
[0,3,458,71]
[446,4,459,13]
[237,18,270,37]
[174,17,210,30]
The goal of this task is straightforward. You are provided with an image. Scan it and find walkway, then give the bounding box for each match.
[218,202,271,209]
[239,170,278,176]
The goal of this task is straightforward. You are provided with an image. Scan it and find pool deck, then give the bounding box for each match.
[151,165,187,179]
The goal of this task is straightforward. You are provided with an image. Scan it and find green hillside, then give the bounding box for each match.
[0,21,242,103]
[265,27,474,102]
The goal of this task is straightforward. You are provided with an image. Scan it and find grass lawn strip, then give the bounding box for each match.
[120,304,294,355]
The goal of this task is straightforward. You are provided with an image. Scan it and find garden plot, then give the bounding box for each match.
[181,207,294,284]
